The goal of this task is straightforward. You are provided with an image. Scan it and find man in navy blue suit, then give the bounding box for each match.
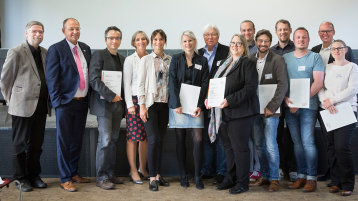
[46,18,91,192]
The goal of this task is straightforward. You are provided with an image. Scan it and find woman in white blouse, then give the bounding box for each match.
[318,39,358,196]
[123,31,150,184]
[137,29,171,191]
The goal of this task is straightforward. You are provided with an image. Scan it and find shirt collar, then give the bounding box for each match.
[150,51,170,61]
[256,51,269,62]
[66,39,78,50]
[204,43,218,53]
[321,41,333,50]
[274,40,294,49]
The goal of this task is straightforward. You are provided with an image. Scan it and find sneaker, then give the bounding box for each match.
[249,171,261,182]
[96,179,115,190]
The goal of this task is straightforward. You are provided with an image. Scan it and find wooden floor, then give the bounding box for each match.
[1,177,357,201]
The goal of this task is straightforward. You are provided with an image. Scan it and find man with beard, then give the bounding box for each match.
[0,21,49,192]
[270,19,295,56]
[249,29,288,192]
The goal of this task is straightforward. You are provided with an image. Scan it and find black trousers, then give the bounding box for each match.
[144,103,169,177]
[325,121,356,191]
[12,98,47,180]
[221,115,254,188]
[316,110,330,176]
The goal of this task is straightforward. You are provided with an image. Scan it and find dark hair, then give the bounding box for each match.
[275,19,291,30]
[255,29,272,42]
[151,29,167,45]
[332,39,347,47]
[105,26,122,39]
[63,18,79,28]
[240,20,255,31]
[293,27,309,38]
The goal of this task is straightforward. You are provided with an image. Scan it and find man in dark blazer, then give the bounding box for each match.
[46,18,91,192]
[0,21,49,192]
[249,30,288,192]
[89,26,125,190]
[311,21,355,182]
[198,24,229,183]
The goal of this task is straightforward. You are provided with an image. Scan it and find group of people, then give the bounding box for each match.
[0,17,357,197]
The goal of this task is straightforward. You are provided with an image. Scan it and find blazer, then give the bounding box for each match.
[46,39,91,108]
[89,49,125,116]
[311,44,354,64]
[198,43,230,78]
[168,52,209,110]
[249,51,288,117]
[0,42,50,117]
[220,56,259,121]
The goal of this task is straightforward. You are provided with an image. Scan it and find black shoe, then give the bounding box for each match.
[129,173,143,184]
[229,185,249,194]
[195,176,204,190]
[214,174,225,184]
[30,177,47,188]
[15,179,33,192]
[216,177,234,190]
[180,176,189,188]
[157,177,169,186]
[138,169,150,180]
[149,180,159,191]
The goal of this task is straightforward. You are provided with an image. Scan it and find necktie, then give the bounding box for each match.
[73,46,85,90]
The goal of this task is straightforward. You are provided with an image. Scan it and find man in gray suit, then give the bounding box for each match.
[249,29,288,192]
[0,21,49,192]
[89,26,125,190]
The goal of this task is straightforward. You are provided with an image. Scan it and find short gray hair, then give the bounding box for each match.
[25,21,44,32]
[181,30,198,52]
[203,24,220,37]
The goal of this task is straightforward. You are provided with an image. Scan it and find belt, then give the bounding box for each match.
[73,97,85,101]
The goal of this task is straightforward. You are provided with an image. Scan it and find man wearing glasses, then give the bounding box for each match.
[198,24,229,184]
[89,26,125,190]
[311,21,355,183]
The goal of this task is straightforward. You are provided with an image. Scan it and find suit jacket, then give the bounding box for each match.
[89,48,125,116]
[46,39,91,108]
[198,43,230,78]
[311,44,354,64]
[249,51,288,117]
[168,52,209,110]
[0,42,50,117]
[220,56,259,120]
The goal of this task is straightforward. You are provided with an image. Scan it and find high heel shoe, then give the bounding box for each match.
[129,172,143,184]
[138,169,150,180]
[180,176,189,188]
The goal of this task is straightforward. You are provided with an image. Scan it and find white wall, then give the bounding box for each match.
[1,0,358,49]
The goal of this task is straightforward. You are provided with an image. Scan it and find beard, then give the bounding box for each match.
[258,46,269,54]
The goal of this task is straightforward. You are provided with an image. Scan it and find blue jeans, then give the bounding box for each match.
[201,134,227,176]
[284,108,318,180]
[252,115,280,181]
[96,104,123,182]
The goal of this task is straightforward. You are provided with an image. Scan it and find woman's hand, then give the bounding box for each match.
[174,107,182,114]
[322,99,333,109]
[204,99,212,109]
[192,107,201,117]
[218,99,229,109]
[140,105,149,122]
[128,106,136,115]
[328,105,338,114]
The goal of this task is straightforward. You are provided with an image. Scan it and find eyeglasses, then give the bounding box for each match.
[204,33,218,37]
[106,37,121,41]
[319,30,333,34]
[230,42,243,47]
[330,47,346,52]
[30,30,44,34]
[257,39,270,44]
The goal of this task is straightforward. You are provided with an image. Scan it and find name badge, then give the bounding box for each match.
[265,74,273,79]
[298,66,305,71]
[217,60,222,66]
[195,64,202,70]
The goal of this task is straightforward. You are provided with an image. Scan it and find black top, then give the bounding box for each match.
[184,65,194,84]
[27,41,48,100]
[270,40,295,56]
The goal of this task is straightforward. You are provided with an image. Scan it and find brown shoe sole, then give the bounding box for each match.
[60,184,77,192]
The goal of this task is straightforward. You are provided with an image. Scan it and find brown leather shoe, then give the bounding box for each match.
[303,180,316,192]
[60,181,77,192]
[250,176,270,186]
[72,175,90,183]
[341,190,352,196]
[329,185,340,193]
[268,180,279,192]
[288,178,306,189]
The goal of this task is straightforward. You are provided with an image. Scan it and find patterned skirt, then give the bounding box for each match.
[125,96,146,141]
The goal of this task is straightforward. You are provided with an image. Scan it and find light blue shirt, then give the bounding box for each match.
[283,51,324,110]
[203,43,218,72]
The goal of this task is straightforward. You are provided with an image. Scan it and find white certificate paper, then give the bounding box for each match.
[320,102,357,132]
[179,83,201,115]
[289,78,310,108]
[207,77,226,107]
[101,70,122,96]
[258,84,280,114]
